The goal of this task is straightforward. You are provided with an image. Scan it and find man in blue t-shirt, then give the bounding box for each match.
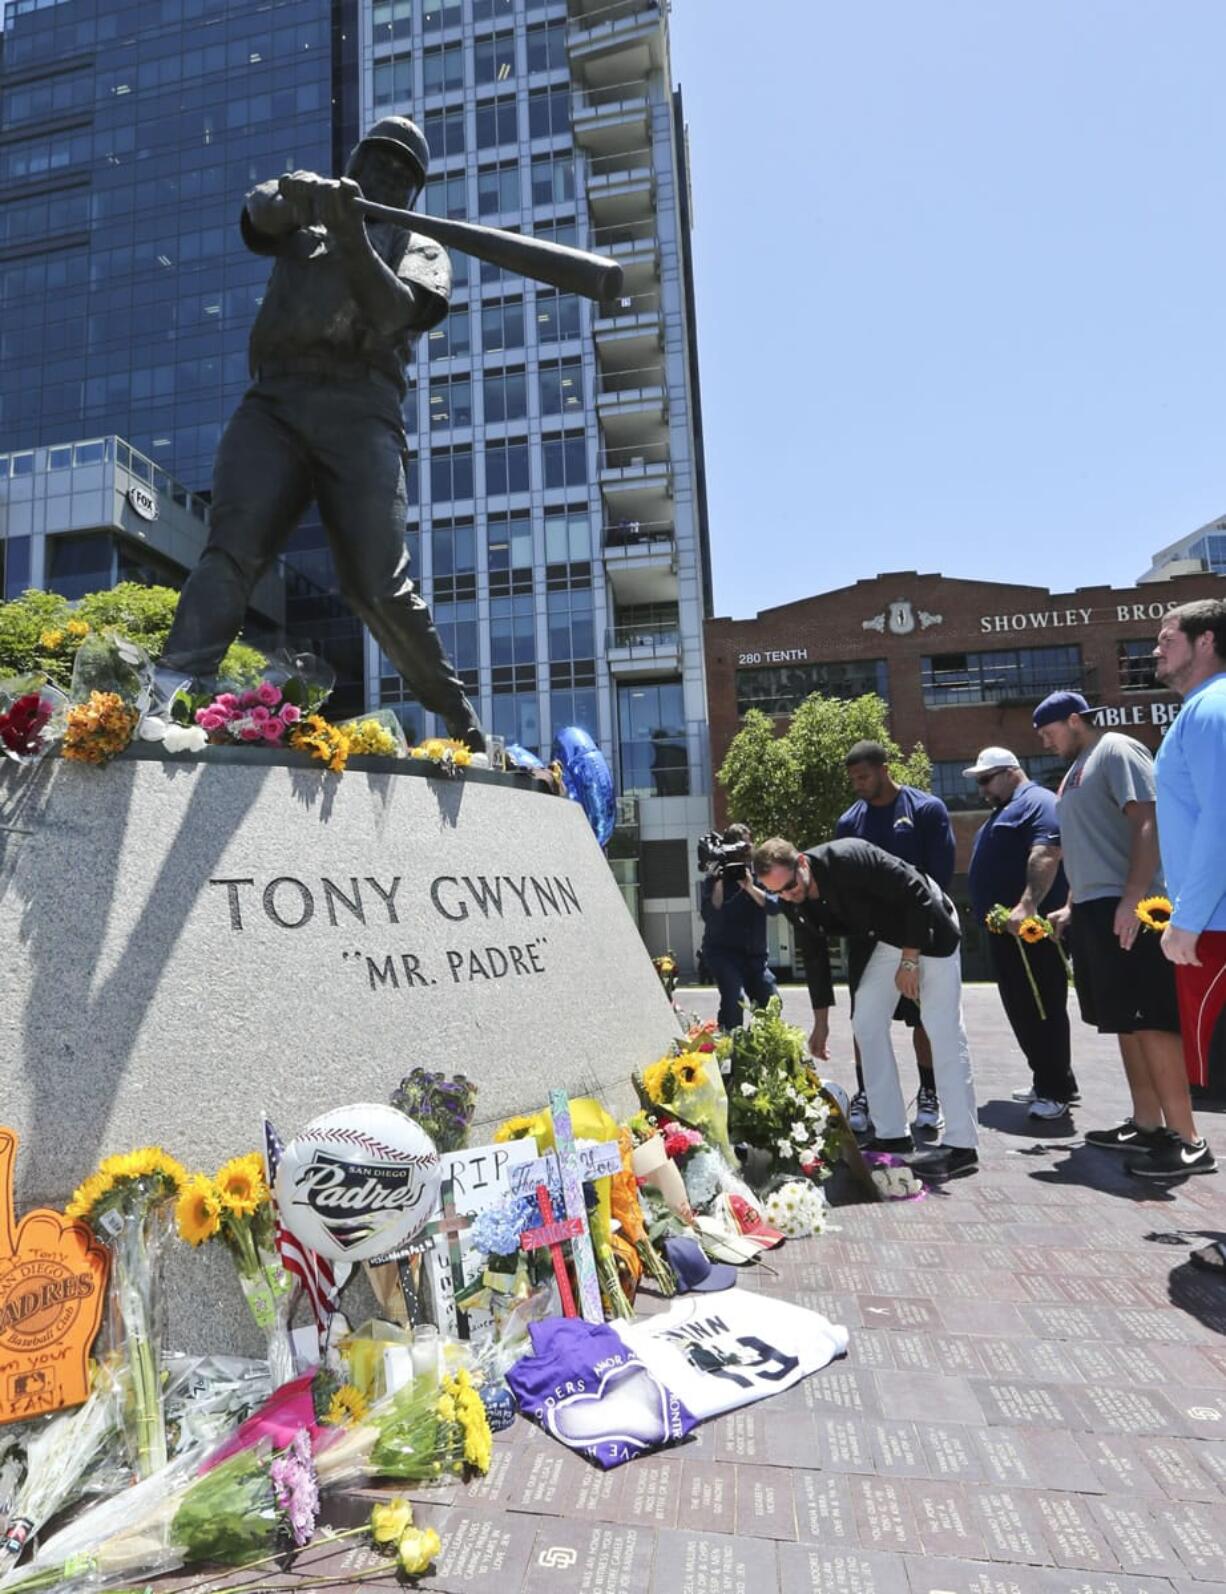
[835,741,956,1145]
[965,745,1076,1118]
[699,823,781,1031]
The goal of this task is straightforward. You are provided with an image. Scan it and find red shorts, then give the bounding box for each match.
[1174,930,1226,1089]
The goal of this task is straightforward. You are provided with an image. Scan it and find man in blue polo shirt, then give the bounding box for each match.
[966,745,1077,1119]
[835,741,956,1144]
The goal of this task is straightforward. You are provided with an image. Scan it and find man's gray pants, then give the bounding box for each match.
[160,372,482,749]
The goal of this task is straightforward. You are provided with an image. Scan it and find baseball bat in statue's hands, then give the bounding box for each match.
[355,198,624,301]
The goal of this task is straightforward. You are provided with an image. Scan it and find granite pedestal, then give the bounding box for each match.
[0,745,678,1348]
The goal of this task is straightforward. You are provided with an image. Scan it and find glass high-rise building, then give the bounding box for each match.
[0,0,713,964]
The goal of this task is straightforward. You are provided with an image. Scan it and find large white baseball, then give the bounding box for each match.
[275,1104,442,1262]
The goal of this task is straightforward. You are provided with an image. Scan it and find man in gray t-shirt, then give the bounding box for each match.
[1033,692,1208,1179]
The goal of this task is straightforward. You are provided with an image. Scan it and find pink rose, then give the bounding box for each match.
[239,690,258,708]
[280,704,301,724]
[240,726,262,741]
[216,693,238,711]
[198,711,225,732]
[256,682,281,706]
[263,718,284,740]
[250,705,270,724]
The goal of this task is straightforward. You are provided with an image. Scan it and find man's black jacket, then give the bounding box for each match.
[783,838,961,1009]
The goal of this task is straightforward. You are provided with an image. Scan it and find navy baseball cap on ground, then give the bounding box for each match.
[660,1235,738,1293]
[1032,691,1101,730]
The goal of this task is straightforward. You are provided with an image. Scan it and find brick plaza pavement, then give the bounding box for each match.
[162,984,1226,1594]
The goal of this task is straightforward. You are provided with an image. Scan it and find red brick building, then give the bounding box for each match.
[705,570,1226,976]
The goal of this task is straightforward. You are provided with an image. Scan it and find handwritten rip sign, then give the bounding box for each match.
[0,1129,109,1424]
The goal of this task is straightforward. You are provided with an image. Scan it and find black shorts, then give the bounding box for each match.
[1069,896,1180,1035]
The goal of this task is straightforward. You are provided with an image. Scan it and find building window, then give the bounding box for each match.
[432,599,479,692]
[1119,639,1159,692]
[484,368,527,424]
[1187,532,1226,573]
[475,97,518,148]
[528,86,571,140]
[536,291,582,343]
[478,163,521,218]
[544,510,592,589]
[427,307,471,357]
[551,687,598,738]
[547,586,595,660]
[473,0,515,21]
[431,521,476,601]
[491,690,541,755]
[618,681,689,798]
[488,512,533,596]
[530,154,575,208]
[421,0,462,30]
[734,658,888,718]
[490,593,536,669]
[542,433,587,489]
[423,108,465,160]
[485,438,531,495]
[428,374,472,429]
[422,43,464,94]
[481,299,525,352]
[526,22,567,74]
[931,756,1069,813]
[614,602,680,649]
[430,447,474,503]
[921,646,1083,708]
[474,34,516,86]
[373,58,412,108]
[424,173,467,219]
[539,357,583,415]
[372,0,412,40]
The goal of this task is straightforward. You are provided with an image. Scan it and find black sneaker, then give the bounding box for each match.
[1126,1138,1217,1181]
[908,1145,979,1182]
[1084,1120,1170,1154]
[866,1135,915,1155]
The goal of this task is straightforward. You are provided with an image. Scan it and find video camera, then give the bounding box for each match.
[696,830,752,882]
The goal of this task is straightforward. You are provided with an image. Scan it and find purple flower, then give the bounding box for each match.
[272,1430,319,1547]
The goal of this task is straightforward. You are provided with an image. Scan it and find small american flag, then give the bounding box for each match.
[263,1115,339,1342]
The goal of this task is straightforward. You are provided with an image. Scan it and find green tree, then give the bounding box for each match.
[0,584,265,692]
[717,693,932,849]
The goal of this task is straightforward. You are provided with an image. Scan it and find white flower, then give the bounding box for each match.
[163,723,208,754]
[791,1121,809,1143]
[776,1138,794,1159]
[740,1082,756,1098]
[138,714,168,742]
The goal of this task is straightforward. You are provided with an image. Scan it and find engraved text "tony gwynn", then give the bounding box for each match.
[208,873,582,931]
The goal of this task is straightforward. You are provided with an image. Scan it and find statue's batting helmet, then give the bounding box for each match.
[346,116,430,192]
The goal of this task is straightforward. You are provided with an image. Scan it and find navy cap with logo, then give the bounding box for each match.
[1032,690,1102,730]
[660,1235,738,1293]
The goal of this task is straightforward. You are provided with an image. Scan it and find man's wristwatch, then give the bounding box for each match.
[899,957,920,971]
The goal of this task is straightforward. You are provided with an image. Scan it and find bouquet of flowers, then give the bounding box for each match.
[175,1154,296,1389]
[339,708,409,759]
[984,903,1069,1017]
[190,680,304,746]
[409,736,473,775]
[313,1362,493,1488]
[764,1178,827,1238]
[862,1151,925,1202]
[726,998,840,1183]
[0,678,66,766]
[0,1363,122,1578]
[391,1069,478,1155]
[652,951,679,998]
[609,1128,675,1296]
[638,1042,736,1168]
[65,1146,187,1478]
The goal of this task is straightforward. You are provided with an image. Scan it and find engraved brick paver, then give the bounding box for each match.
[144,988,1226,1593]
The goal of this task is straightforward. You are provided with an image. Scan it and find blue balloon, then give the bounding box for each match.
[551,725,616,848]
[505,742,544,770]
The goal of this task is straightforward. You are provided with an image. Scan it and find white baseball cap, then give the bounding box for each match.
[962,747,1022,778]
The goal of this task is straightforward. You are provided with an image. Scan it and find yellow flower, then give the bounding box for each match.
[65,618,90,638]
[398,1526,441,1577]
[62,691,138,765]
[1136,895,1173,932]
[39,629,64,649]
[175,1176,223,1246]
[1018,917,1048,945]
[289,713,350,773]
[493,1114,538,1144]
[641,1057,675,1104]
[65,1171,113,1222]
[410,737,472,768]
[345,718,399,757]
[436,1393,457,1423]
[676,1057,707,1090]
[370,1498,413,1545]
[215,1153,267,1216]
[324,1383,369,1427]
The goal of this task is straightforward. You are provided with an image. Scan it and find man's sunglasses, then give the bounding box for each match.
[976,771,1003,787]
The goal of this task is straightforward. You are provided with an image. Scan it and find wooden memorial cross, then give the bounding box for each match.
[519,1184,583,1317]
[420,1176,472,1334]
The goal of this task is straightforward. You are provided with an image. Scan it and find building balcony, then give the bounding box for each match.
[596,364,668,449]
[602,520,678,606]
[606,621,682,677]
[590,227,659,295]
[586,164,655,229]
[572,81,651,158]
[567,3,665,90]
[599,441,672,523]
[593,290,662,371]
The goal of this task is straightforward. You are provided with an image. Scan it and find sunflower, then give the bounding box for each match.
[176,1175,223,1246]
[493,1113,538,1144]
[1136,895,1173,932]
[1018,917,1049,945]
[675,1057,708,1090]
[215,1152,267,1216]
[65,1171,114,1222]
[641,1057,676,1104]
[324,1383,369,1427]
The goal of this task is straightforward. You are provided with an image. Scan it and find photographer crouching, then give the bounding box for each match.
[698,823,782,1031]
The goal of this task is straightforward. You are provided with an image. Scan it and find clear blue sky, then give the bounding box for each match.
[669,1,1226,619]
